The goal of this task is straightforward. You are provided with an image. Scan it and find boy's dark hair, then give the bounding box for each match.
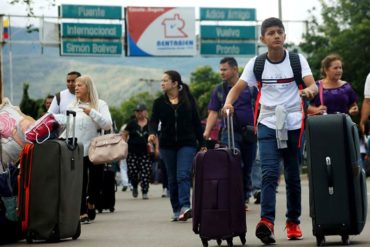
[67,71,81,77]
[220,57,238,68]
[261,17,285,36]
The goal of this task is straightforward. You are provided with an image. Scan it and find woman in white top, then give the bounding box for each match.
[59,75,112,223]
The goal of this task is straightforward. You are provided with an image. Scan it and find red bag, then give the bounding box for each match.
[25,113,60,143]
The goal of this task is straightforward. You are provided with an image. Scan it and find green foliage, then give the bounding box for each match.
[189,66,221,119]
[9,0,55,17]
[110,92,156,130]
[300,0,370,97]
[19,83,40,119]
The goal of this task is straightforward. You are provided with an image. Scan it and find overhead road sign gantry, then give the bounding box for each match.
[200,8,256,21]
[61,23,122,39]
[60,5,122,19]
[61,40,122,56]
[200,25,256,39]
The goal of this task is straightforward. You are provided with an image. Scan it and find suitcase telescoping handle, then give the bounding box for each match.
[325,156,334,195]
[225,109,237,154]
[66,110,77,150]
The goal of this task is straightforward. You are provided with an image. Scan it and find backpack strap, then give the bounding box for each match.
[216,81,228,107]
[289,52,305,89]
[253,52,267,83]
[55,92,61,106]
[288,52,306,148]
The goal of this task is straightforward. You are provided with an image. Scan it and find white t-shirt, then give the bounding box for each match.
[364,73,370,98]
[48,89,75,115]
[240,50,312,130]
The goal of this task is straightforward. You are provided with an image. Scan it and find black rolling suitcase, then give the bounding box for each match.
[193,113,246,247]
[305,114,367,246]
[96,162,117,213]
[18,110,83,243]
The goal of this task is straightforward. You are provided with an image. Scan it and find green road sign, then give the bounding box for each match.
[60,5,122,19]
[61,23,122,38]
[200,8,256,21]
[61,40,122,56]
[201,25,256,39]
[201,41,256,56]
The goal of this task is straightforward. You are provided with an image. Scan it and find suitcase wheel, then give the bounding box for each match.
[239,234,246,245]
[72,222,81,240]
[109,207,115,213]
[26,231,35,244]
[226,238,233,247]
[316,235,325,246]
[216,239,222,246]
[341,235,350,245]
[26,236,33,244]
[201,238,208,247]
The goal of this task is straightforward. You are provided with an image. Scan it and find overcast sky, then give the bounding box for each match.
[1,0,321,20]
[1,0,322,43]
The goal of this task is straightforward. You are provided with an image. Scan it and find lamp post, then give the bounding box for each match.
[278,0,282,20]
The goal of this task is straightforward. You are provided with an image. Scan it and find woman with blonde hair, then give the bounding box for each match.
[55,75,112,223]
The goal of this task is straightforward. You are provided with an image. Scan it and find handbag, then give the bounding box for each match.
[25,113,60,143]
[241,125,257,143]
[88,133,128,165]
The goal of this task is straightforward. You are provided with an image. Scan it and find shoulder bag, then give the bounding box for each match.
[88,132,128,165]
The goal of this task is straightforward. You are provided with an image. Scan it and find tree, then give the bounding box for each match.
[19,83,40,119]
[110,92,156,131]
[300,0,370,97]
[9,0,55,16]
[189,66,221,119]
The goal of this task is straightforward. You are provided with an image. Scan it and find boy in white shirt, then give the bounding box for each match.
[222,17,317,244]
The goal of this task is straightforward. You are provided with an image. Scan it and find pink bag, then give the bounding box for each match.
[88,133,128,165]
[25,113,60,143]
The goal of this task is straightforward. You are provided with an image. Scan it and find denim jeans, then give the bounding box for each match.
[220,129,257,201]
[258,124,301,224]
[251,143,261,193]
[160,146,197,214]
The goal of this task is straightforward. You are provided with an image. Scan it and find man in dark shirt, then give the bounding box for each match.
[203,57,257,210]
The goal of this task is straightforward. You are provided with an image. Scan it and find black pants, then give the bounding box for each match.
[81,157,104,215]
[127,153,151,194]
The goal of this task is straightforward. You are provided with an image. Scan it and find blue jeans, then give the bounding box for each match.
[258,124,301,224]
[221,130,257,201]
[251,143,261,193]
[160,146,197,214]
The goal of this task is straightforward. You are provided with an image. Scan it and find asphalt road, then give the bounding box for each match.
[9,176,370,247]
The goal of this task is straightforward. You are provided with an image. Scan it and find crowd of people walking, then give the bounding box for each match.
[1,16,369,245]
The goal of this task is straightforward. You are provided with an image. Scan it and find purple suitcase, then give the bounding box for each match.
[192,114,246,247]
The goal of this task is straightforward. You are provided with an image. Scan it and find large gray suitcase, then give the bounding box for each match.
[18,110,83,243]
[305,114,367,246]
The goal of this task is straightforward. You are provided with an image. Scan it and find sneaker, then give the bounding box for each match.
[132,187,138,198]
[87,208,96,221]
[122,186,128,192]
[80,214,90,224]
[178,207,192,221]
[254,190,261,204]
[286,221,303,240]
[255,218,276,244]
[245,202,249,211]
[161,188,168,198]
[142,193,149,200]
[171,212,180,222]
